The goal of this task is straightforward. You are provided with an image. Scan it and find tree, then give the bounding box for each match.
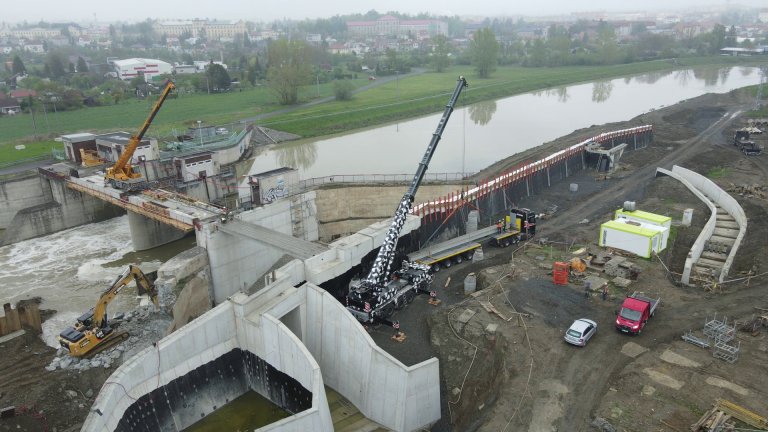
[77,57,88,72]
[12,55,27,75]
[469,28,499,78]
[266,39,312,105]
[45,52,67,78]
[431,34,451,72]
[333,79,354,100]
[207,63,231,92]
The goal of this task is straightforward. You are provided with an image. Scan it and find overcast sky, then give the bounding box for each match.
[4,0,765,24]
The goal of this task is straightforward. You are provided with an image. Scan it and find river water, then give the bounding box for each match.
[247,66,762,180]
[0,65,761,347]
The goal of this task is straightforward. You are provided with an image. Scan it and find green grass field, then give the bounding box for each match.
[0,56,765,166]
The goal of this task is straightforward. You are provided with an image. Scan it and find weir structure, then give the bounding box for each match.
[85,125,654,431]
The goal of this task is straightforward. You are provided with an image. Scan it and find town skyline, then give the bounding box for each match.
[5,0,768,24]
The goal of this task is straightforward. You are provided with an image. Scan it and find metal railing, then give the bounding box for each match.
[297,172,474,189]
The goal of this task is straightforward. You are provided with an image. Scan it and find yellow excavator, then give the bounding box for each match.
[104,80,176,191]
[58,265,158,357]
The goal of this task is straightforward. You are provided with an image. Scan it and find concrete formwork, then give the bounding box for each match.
[85,259,437,432]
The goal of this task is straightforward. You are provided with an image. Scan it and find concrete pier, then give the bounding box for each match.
[127,210,187,250]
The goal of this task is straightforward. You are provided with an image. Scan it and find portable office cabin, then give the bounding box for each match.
[614,208,671,249]
[599,220,664,258]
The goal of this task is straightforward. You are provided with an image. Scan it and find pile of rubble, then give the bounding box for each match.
[45,305,172,373]
[727,183,766,199]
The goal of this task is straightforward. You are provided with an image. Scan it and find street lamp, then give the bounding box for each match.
[197,120,203,146]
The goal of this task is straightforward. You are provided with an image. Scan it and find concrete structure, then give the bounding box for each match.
[111,58,173,81]
[249,168,299,205]
[84,259,439,432]
[61,133,97,165]
[1,169,124,246]
[656,165,747,284]
[95,132,159,164]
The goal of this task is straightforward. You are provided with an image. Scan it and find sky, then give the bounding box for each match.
[3,0,766,24]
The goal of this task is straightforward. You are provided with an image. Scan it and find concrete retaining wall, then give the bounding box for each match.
[1,174,124,245]
[0,173,52,229]
[127,210,187,251]
[315,185,461,242]
[198,199,295,304]
[669,165,747,283]
[304,284,440,431]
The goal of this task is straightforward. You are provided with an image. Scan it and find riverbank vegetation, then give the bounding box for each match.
[1,56,766,166]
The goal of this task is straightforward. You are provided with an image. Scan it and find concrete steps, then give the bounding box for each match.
[701,251,728,262]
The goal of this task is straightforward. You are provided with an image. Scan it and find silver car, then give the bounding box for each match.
[564,318,597,346]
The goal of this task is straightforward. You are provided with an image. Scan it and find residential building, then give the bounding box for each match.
[154,20,247,41]
[347,15,447,37]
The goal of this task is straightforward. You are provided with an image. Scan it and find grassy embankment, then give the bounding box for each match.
[1,56,765,166]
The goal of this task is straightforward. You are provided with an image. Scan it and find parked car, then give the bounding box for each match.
[215,127,229,135]
[564,318,597,346]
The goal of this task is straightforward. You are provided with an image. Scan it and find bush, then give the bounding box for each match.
[333,79,354,101]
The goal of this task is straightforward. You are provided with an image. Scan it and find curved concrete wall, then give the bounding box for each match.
[669,166,747,283]
[84,294,332,431]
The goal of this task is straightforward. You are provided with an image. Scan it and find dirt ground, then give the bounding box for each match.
[369,87,768,432]
[3,87,768,432]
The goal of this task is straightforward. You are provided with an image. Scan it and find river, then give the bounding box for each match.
[246,66,762,180]
[0,65,761,347]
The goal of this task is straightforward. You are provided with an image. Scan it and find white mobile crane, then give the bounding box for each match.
[346,76,468,326]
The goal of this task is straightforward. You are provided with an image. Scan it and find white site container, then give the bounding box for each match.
[614,208,672,250]
[599,219,666,258]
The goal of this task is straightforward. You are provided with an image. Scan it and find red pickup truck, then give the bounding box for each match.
[615,292,660,335]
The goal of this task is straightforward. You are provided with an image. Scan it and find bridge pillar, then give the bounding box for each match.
[127,210,187,251]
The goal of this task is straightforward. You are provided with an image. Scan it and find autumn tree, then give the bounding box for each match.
[267,39,312,105]
[469,28,499,78]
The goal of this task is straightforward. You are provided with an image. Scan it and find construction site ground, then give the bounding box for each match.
[2,88,768,432]
[367,88,768,431]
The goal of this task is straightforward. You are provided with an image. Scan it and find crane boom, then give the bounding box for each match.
[346,77,468,325]
[105,80,176,190]
[364,76,467,287]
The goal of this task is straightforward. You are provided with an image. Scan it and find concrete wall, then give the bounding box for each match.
[85,281,332,431]
[303,284,440,431]
[198,199,295,304]
[315,184,461,241]
[0,173,51,229]
[1,175,124,245]
[127,210,187,250]
[155,246,213,332]
[669,165,747,283]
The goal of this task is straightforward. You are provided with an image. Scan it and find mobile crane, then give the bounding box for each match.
[104,80,176,191]
[58,265,158,357]
[346,77,468,326]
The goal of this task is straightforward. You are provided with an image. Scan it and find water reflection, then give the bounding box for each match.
[468,100,497,126]
[739,67,755,77]
[674,69,693,87]
[592,81,613,103]
[694,67,720,86]
[275,141,317,170]
[719,67,731,85]
[634,70,673,85]
[245,66,761,179]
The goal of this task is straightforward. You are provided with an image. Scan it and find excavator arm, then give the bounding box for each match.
[105,80,176,188]
[91,265,158,328]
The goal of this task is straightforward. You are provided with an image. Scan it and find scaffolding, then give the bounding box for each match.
[713,339,741,364]
[681,313,740,363]
[703,313,735,343]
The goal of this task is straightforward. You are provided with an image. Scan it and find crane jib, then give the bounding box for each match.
[362,76,468,289]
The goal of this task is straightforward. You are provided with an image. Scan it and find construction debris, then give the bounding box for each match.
[604,256,641,280]
[690,406,735,432]
[727,183,767,199]
[715,399,768,430]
